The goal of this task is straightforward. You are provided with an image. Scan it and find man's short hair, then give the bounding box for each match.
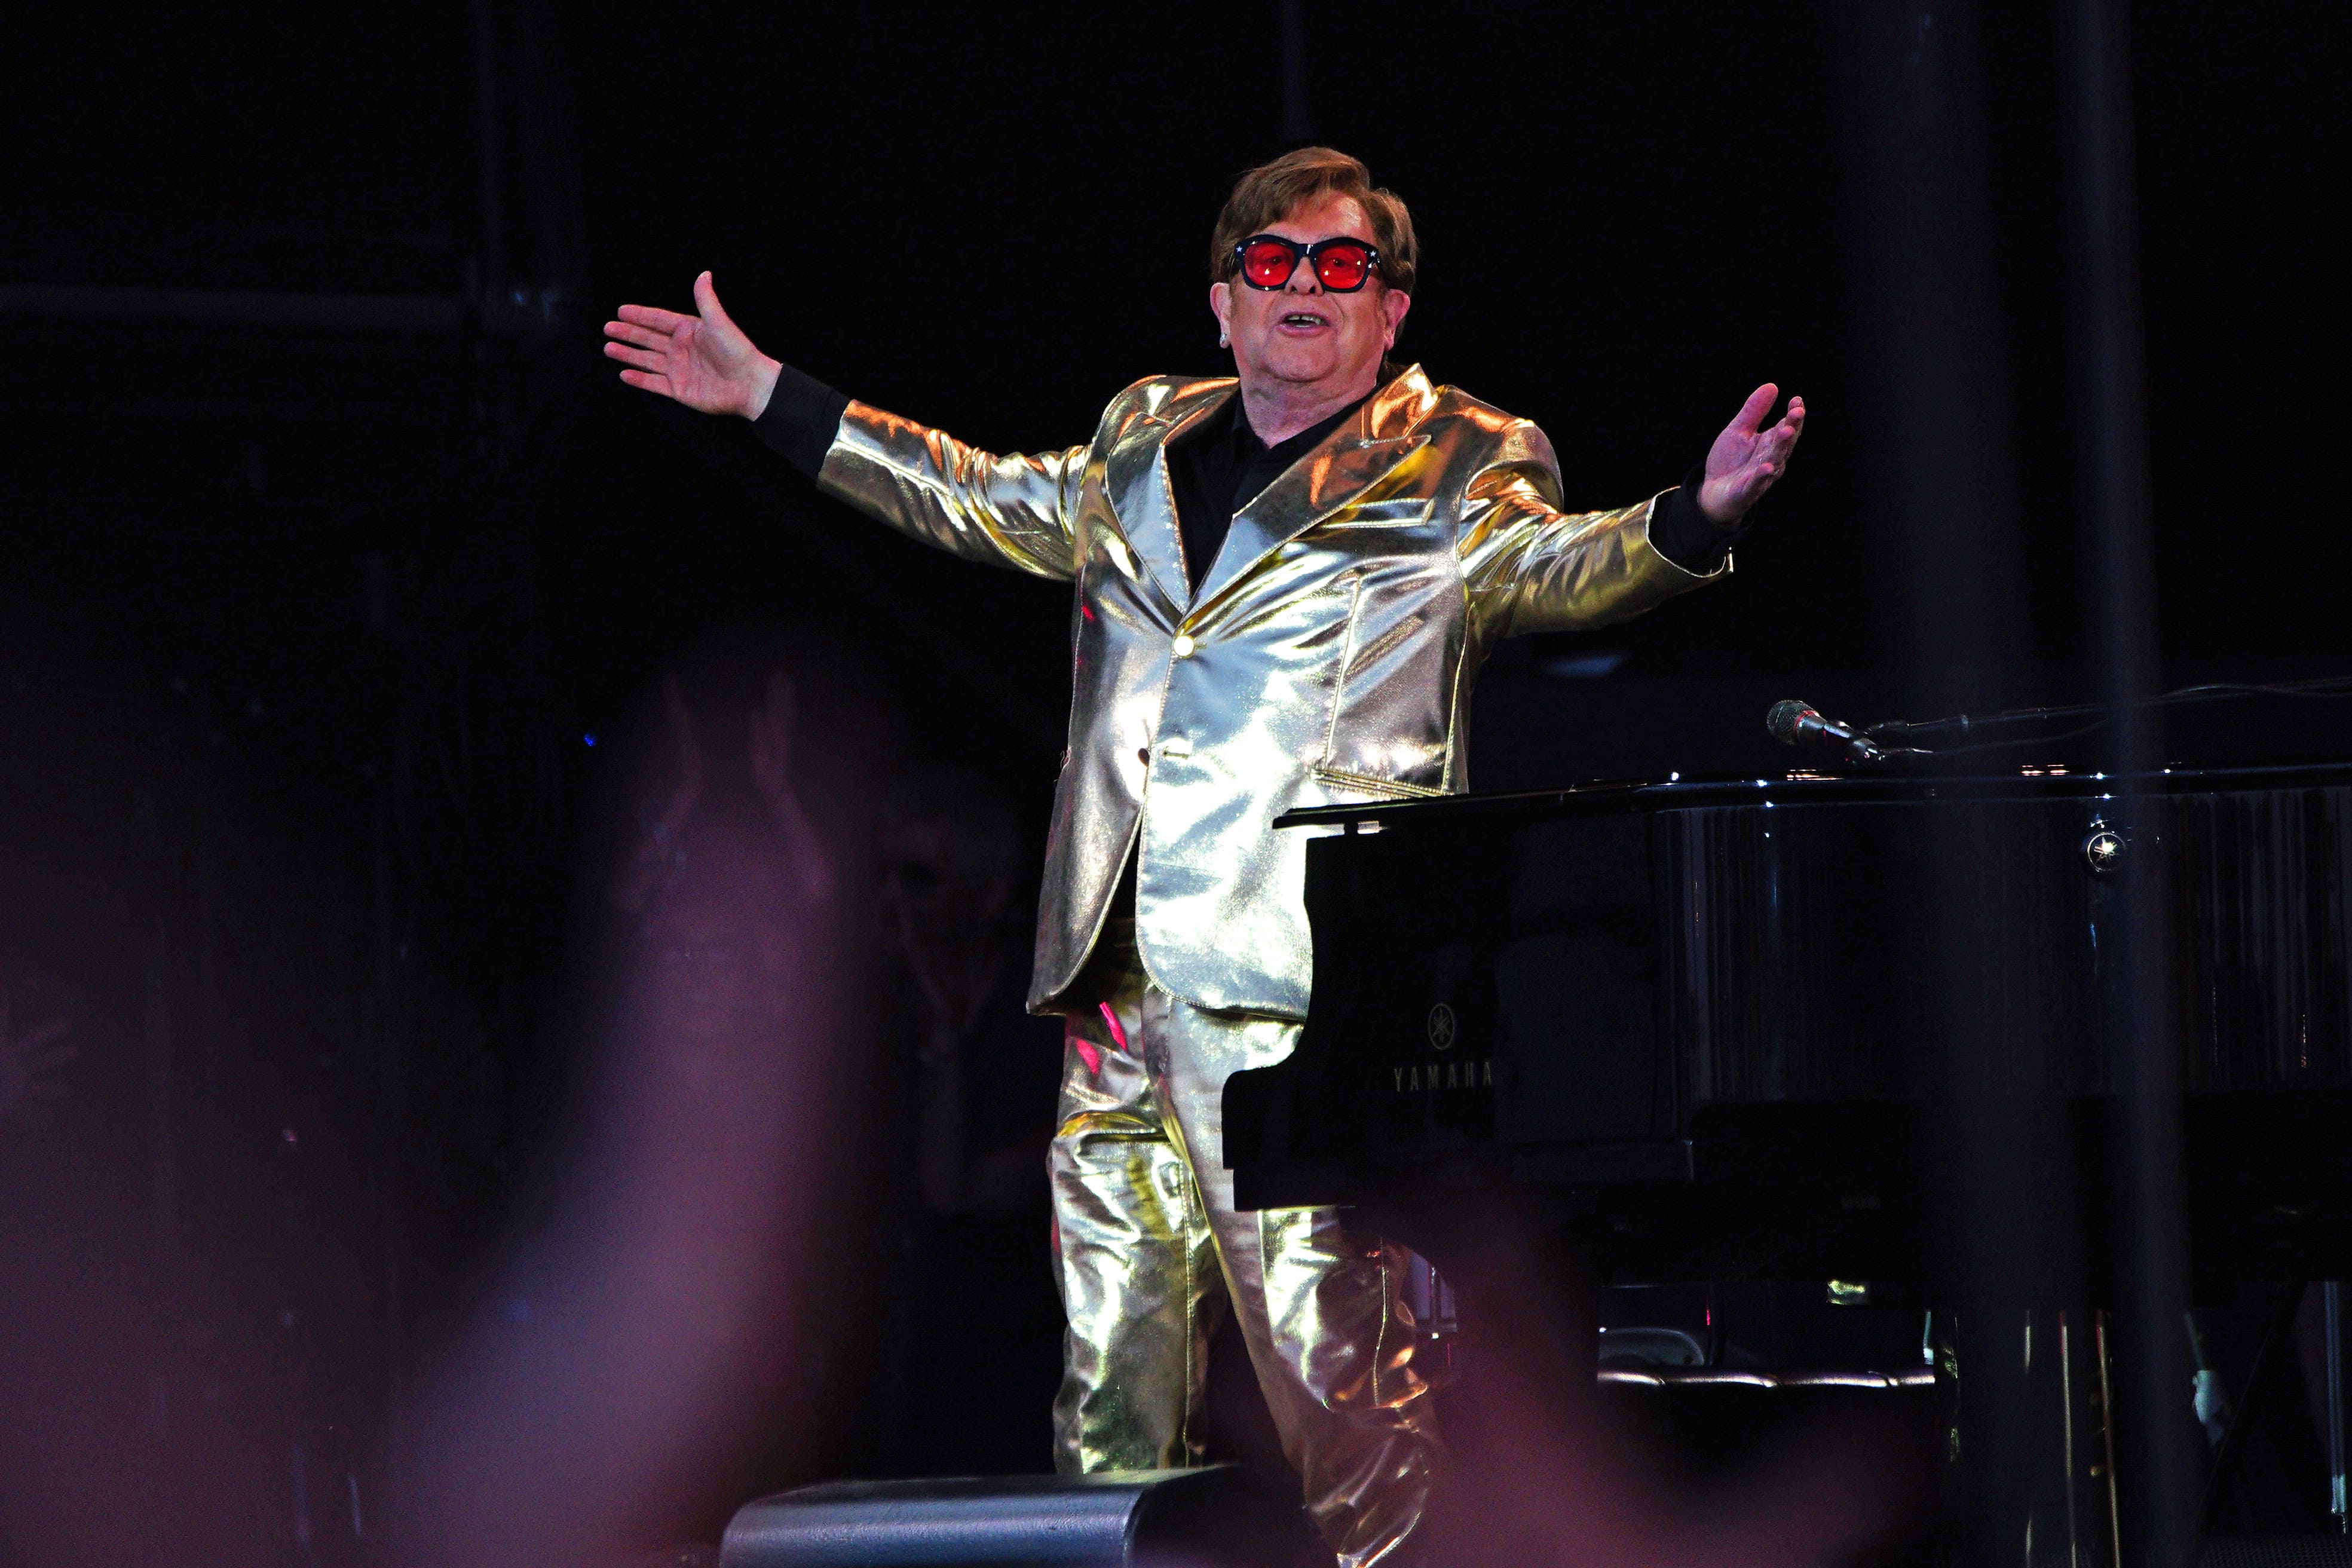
[1209,147,1419,296]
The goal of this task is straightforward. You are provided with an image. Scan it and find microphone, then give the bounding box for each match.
[1766,699,1886,762]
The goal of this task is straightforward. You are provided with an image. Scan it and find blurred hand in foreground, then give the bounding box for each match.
[1426,1212,1930,1568]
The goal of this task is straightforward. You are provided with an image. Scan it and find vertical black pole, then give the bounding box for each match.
[147,916,179,1270]
[1838,7,2077,1564]
[2061,4,2194,1563]
[470,0,507,298]
[196,829,219,1241]
[1280,0,1313,144]
[2062,0,2159,724]
[370,767,412,1558]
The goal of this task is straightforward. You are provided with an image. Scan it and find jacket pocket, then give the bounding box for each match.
[1318,588,1452,794]
[1340,611,1425,685]
[1309,764,1448,801]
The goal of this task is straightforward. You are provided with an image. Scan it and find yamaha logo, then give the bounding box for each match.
[1426,1003,1456,1051]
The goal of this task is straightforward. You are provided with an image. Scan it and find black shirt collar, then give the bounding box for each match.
[1183,373,1386,470]
[1162,368,1398,596]
[1231,390,1364,467]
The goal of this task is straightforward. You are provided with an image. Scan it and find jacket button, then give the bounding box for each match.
[1138,747,1150,765]
[1171,634,1196,657]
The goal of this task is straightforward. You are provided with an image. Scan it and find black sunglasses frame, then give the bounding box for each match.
[1230,233,1383,293]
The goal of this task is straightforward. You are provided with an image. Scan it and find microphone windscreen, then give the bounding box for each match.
[1766,699,1812,747]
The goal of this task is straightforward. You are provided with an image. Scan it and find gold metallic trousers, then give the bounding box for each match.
[1049,916,1438,1566]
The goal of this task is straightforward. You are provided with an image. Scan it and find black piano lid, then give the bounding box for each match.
[1243,754,2352,1281]
[1273,759,2352,830]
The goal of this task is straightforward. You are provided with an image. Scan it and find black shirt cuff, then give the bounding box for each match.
[752,360,853,479]
[1649,462,1747,574]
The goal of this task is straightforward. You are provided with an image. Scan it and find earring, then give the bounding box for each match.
[1218,330,1230,348]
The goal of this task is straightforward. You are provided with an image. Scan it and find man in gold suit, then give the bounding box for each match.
[605,146,1804,1566]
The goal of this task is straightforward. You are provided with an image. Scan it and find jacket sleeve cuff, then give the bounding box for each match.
[1646,462,1751,574]
[752,359,853,479]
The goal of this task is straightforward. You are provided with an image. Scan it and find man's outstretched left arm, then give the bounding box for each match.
[1460,385,1803,638]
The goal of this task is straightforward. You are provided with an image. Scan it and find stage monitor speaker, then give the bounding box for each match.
[719,1467,1333,1568]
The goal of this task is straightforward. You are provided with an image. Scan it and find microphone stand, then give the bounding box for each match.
[1863,673,2352,748]
[1770,675,2352,768]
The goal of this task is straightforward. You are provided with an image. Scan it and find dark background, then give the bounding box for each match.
[0,2,2344,1562]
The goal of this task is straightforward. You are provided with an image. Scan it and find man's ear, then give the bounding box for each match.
[1382,288,1411,349]
[1210,281,1233,345]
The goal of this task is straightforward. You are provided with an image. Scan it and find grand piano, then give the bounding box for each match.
[1224,761,2352,1291]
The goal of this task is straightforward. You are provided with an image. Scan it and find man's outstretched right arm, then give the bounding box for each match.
[607,273,1083,583]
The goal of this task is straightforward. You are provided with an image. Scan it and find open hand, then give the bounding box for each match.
[1696,383,1805,525]
[604,271,780,419]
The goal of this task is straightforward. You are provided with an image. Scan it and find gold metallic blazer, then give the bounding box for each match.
[816,366,1725,1019]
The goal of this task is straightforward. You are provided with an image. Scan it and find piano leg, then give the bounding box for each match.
[1894,1301,2126,1568]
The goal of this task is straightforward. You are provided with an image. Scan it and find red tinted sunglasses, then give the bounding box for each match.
[1232,233,1383,293]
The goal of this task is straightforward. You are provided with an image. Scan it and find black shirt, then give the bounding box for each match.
[1163,384,1370,593]
[751,361,1745,581]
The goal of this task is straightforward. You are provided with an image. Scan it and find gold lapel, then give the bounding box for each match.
[1102,377,1234,611]
[1191,366,1436,611]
